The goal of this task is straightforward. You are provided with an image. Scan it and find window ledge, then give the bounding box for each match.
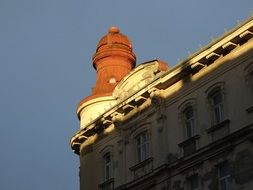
[178,135,200,147]
[99,178,114,189]
[206,119,230,133]
[129,157,153,171]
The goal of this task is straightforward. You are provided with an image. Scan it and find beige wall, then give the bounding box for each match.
[76,22,253,190]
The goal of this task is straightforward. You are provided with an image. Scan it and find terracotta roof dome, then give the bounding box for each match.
[96,26,132,52]
[93,26,136,69]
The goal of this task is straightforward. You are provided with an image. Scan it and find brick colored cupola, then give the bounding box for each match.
[78,26,136,111]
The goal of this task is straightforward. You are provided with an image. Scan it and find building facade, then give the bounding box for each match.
[71,18,253,190]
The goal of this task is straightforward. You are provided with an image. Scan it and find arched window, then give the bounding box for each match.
[206,83,226,125]
[217,161,231,190]
[210,90,224,124]
[206,83,230,141]
[103,152,112,181]
[99,145,114,185]
[178,99,198,140]
[178,99,199,156]
[136,132,150,162]
[183,106,195,139]
[129,124,153,178]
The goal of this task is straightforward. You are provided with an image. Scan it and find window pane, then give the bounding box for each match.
[142,132,148,142]
[211,91,224,124]
[137,146,141,162]
[218,162,230,190]
[186,122,193,138]
[214,106,222,123]
[105,154,110,164]
[104,153,112,181]
[136,132,149,162]
[220,179,229,190]
[184,107,194,138]
[185,108,194,119]
[213,92,222,104]
[188,174,199,190]
[219,161,229,177]
[144,142,149,160]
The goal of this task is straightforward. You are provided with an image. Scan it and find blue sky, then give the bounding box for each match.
[0,0,252,189]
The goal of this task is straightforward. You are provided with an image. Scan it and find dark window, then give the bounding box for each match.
[183,106,195,138]
[188,174,200,190]
[104,153,112,181]
[136,132,149,162]
[218,161,230,190]
[210,90,224,124]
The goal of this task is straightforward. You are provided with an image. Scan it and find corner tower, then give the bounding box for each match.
[77,26,136,128]
[91,26,136,96]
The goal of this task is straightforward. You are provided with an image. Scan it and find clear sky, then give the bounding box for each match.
[0,0,252,190]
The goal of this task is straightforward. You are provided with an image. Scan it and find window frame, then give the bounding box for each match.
[210,90,224,124]
[178,99,198,140]
[244,63,253,100]
[187,174,200,190]
[183,106,195,139]
[206,82,227,126]
[99,145,114,184]
[103,152,113,182]
[135,131,150,163]
[217,161,231,190]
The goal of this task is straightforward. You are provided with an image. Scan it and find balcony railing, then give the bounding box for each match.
[178,135,200,156]
[206,119,230,141]
[129,157,153,179]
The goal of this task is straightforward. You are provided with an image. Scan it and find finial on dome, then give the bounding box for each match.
[109,26,120,34]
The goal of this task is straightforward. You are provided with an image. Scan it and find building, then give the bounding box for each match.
[71,17,253,190]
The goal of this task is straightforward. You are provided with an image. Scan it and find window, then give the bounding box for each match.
[178,100,199,156]
[187,174,200,190]
[245,63,253,102]
[108,77,116,84]
[136,132,149,162]
[178,99,198,140]
[249,70,253,95]
[211,90,224,124]
[244,63,253,113]
[130,127,153,178]
[183,106,195,139]
[99,147,114,190]
[206,83,226,125]
[103,153,112,181]
[218,161,230,190]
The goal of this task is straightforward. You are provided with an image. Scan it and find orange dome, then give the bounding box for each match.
[96,26,132,52]
[93,26,136,69]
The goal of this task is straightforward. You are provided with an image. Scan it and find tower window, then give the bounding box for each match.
[136,132,149,163]
[108,77,116,84]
